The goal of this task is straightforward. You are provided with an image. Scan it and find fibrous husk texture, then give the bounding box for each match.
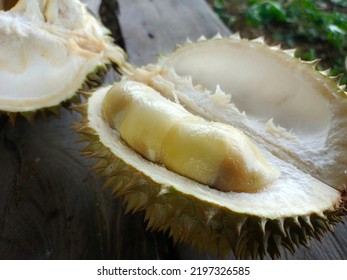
[74,103,346,259]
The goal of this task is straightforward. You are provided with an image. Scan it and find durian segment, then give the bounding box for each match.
[88,85,341,220]
[0,0,131,115]
[76,85,344,258]
[128,36,347,192]
[102,81,280,193]
[75,35,346,259]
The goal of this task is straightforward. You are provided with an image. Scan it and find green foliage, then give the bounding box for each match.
[211,0,347,84]
[245,1,286,27]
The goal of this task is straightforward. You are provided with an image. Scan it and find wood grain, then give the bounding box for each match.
[0,0,174,260]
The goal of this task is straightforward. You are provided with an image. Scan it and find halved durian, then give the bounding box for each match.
[0,0,132,123]
[75,35,347,259]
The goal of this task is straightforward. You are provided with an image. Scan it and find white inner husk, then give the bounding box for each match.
[162,39,332,137]
[88,86,341,220]
[0,0,123,112]
[128,38,347,192]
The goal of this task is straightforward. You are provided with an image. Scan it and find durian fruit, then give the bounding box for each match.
[75,35,347,259]
[0,0,132,123]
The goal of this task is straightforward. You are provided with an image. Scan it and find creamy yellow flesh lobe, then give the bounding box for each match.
[102,81,281,193]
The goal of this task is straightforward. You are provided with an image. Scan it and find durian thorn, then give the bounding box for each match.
[291,216,301,227]
[212,33,222,40]
[157,186,170,197]
[21,111,36,124]
[270,44,281,51]
[197,35,207,41]
[251,36,265,44]
[236,216,248,237]
[302,58,321,69]
[229,32,241,40]
[77,89,92,98]
[283,48,296,57]
[269,234,282,259]
[275,218,286,237]
[205,208,218,225]
[47,106,61,117]
[327,215,343,223]
[320,68,331,76]
[261,231,271,256]
[71,103,88,115]
[185,37,193,44]
[338,84,346,91]
[297,226,310,247]
[290,231,300,246]
[235,230,251,259]
[77,126,98,137]
[315,211,328,220]
[282,235,297,255]
[300,215,314,231]
[300,239,310,249]
[86,72,102,83]
[251,242,260,260]
[258,218,267,236]
[312,216,330,233]
[6,113,17,126]
[330,73,344,85]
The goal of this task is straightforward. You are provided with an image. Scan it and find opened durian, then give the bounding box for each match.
[75,35,347,259]
[0,0,130,122]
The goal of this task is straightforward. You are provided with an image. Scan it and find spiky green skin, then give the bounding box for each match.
[74,103,346,259]
[0,64,109,125]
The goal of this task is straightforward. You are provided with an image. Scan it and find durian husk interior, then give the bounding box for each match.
[0,0,131,123]
[76,36,347,259]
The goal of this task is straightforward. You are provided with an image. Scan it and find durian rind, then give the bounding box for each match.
[0,0,133,123]
[1,64,108,124]
[75,84,346,259]
[75,35,347,259]
[127,35,347,192]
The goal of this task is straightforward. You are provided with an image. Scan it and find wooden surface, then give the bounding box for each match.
[0,0,346,260]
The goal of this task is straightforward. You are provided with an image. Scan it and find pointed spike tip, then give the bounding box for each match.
[212,33,222,40]
[230,32,241,40]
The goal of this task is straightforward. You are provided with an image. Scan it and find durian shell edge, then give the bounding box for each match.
[74,91,346,259]
[0,63,110,124]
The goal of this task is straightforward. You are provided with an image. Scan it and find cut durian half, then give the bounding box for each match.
[0,0,132,122]
[76,35,347,259]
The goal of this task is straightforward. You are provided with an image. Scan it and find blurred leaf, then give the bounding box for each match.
[331,0,347,8]
[326,24,345,47]
[245,1,286,27]
[211,0,347,84]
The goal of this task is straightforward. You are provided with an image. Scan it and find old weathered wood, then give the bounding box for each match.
[0,0,174,260]
[0,0,346,260]
[117,0,230,66]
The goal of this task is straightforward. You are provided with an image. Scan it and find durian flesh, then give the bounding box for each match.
[77,36,347,258]
[102,81,280,193]
[0,0,130,120]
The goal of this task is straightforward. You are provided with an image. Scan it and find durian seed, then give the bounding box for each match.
[102,81,280,193]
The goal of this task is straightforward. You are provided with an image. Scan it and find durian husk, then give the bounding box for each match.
[0,0,134,124]
[1,64,108,124]
[75,35,347,259]
[128,34,347,193]
[74,94,346,259]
